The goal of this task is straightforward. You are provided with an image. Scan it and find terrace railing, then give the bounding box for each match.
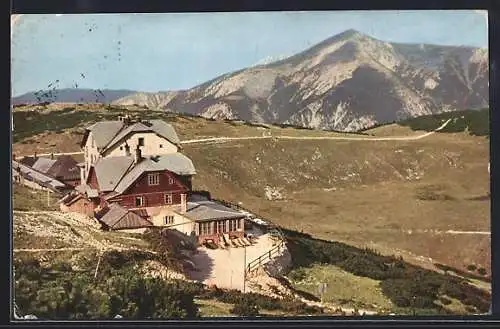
[245,238,285,275]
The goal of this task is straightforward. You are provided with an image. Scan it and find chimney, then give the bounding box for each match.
[80,165,85,185]
[181,193,187,214]
[134,145,142,164]
[124,143,131,156]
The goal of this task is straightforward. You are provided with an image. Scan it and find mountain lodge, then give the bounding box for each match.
[60,115,247,244]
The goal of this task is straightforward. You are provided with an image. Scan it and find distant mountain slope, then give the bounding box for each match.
[114,29,488,132]
[12,89,137,106]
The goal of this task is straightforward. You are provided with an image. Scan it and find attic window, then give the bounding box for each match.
[120,146,123,150]
[148,173,160,186]
[159,144,163,148]
[138,138,144,146]
[168,177,174,185]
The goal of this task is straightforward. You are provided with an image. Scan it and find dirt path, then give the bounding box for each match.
[13,247,157,254]
[15,119,451,158]
[16,151,84,160]
[443,230,490,235]
[180,119,451,144]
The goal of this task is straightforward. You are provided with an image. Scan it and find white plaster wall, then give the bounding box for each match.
[103,133,178,158]
[84,132,100,180]
[149,207,195,235]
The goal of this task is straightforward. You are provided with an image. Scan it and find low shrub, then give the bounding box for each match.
[466,264,477,272]
[477,268,487,276]
[231,298,259,316]
[288,268,307,282]
[283,229,491,314]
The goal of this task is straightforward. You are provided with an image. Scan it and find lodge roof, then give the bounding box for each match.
[93,153,196,196]
[102,120,181,153]
[31,158,57,174]
[82,119,181,152]
[75,184,99,198]
[173,200,246,222]
[45,155,80,181]
[99,203,154,230]
[12,160,66,192]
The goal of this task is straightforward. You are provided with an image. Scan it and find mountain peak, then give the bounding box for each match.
[339,29,362,38]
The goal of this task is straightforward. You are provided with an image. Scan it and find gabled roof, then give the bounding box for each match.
[149,120,181,144]
[75,184,99,198]
[93,156,135,192]
[31,158,57,174]
[173,200,246,222]
[81,121,124,149]
[99,203,154,230]
[113,153,196,194]
[46,155,80,181]
[12,160,66,192]
[81,119,180,153]
[102,120,181,154]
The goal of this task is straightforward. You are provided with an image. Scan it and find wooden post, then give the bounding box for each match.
[243,245,247,293]
[47,189,50,206]
[94,252,103,280]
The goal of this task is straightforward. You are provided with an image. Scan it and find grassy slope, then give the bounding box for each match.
[289,264,393,311]
[12,105,490,272]
[12,105,491,315]
[13,185,60,211]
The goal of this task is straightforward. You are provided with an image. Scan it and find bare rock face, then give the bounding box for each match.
[264,186,285,201]
[114,29,488,132]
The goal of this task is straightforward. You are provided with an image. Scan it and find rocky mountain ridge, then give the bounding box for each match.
[114,29,488,132]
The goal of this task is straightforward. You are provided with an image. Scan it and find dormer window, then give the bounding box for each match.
[138,137,144,146]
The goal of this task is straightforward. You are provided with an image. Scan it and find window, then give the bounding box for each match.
[159,144,163,148]
[138,137,144,146]
[164,193,173,204]
[165,216,174,225]
[168,177,174,185]
[120,146,123,150]
[217,220,226,234]
[229,219,238,232]
[200,222,211,235]
[135,196,144,207]
[236,218,241,229]
[148,173,160,186]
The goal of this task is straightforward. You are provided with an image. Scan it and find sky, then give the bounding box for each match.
[11,10,488,97]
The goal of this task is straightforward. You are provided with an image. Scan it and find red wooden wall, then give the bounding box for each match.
[125,170,189,195]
